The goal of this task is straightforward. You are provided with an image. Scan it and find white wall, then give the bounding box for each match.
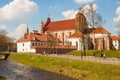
[68,38,88,50]
[17,42,36,53]
[112,40,119,50]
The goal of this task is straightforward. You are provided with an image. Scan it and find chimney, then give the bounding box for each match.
[40,21,44,34]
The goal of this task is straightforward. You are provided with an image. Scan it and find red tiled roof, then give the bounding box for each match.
[17,33,56,42]
[90,27,110,34]
[110,36,120,40]
[69,31,83,38]
[46,19,76,31]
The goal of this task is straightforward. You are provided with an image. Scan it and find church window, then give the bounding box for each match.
[70,42,72,46]
[58,35,60,40]
[65,34,67,39]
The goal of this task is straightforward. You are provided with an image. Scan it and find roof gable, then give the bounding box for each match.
[69,31,83,38]
[90,27,110,34]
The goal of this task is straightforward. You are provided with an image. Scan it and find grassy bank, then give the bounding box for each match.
[9,53,120,80]
[67,50,120,58]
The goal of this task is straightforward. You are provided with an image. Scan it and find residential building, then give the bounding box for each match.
[110,36,120,49]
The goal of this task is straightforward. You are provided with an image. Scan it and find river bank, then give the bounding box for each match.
[9,53,120,80]
[0,60,73,80]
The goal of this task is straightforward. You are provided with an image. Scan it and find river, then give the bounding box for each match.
[0,60,73,80]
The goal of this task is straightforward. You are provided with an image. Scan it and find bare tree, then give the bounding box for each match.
[80,4,104,28]
[0,34,12,51]
[116,20,120,37]
[0,28,14,52]
[79,4,104,56]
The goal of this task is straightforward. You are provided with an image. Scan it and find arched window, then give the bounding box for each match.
[58,35,60,40]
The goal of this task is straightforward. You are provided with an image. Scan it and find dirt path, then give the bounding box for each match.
[46,54,120,65]
[0,60,73,80]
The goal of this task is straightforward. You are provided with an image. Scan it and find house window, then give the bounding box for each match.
[23,43,24,46]
[76,41,78,48]
[32,43,34,46]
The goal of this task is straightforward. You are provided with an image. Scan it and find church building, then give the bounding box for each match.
[17,11,120,53]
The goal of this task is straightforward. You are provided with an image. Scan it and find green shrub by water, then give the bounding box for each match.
[9,53,120,80]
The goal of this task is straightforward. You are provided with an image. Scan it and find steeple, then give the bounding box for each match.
[27,24,29,34]
[75,12,87,32]
[40,21,44,34]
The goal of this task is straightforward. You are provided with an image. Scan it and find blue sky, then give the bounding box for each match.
[0,0,120,40]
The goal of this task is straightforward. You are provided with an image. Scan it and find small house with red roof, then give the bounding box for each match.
[110,36,120,49]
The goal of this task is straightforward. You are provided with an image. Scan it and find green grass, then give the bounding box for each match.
[9,53,120,80]
[67,50,120,58]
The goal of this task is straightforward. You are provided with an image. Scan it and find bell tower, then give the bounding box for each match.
[75,12,87,32]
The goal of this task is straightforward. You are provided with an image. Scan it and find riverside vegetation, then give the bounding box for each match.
[9,52,120,80]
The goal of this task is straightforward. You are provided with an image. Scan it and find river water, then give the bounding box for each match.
[0,60,73,80]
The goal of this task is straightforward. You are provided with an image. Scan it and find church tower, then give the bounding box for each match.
[40,21,44,34]
[27,24,29,34]
[75,12,87,32]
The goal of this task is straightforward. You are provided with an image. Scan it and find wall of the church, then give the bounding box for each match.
[46,30,75,45]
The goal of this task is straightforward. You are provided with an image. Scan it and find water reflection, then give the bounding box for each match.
[0,60,73,80]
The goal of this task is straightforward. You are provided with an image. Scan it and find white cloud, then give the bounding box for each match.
[116,7,120,14]
[62,9,78,19]
[0,0,38,22]
[0,25,7,31]
[62,4,97,19]
[83,4,97,12]
[10,24,27,40]
[113,6,120,23]
[75,0,93,4]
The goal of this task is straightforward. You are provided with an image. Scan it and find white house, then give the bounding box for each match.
[17,30,57,53]
[110,36,120,50]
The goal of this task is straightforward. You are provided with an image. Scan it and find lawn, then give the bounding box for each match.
[9,53,120,80]
[67,50,120,59]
